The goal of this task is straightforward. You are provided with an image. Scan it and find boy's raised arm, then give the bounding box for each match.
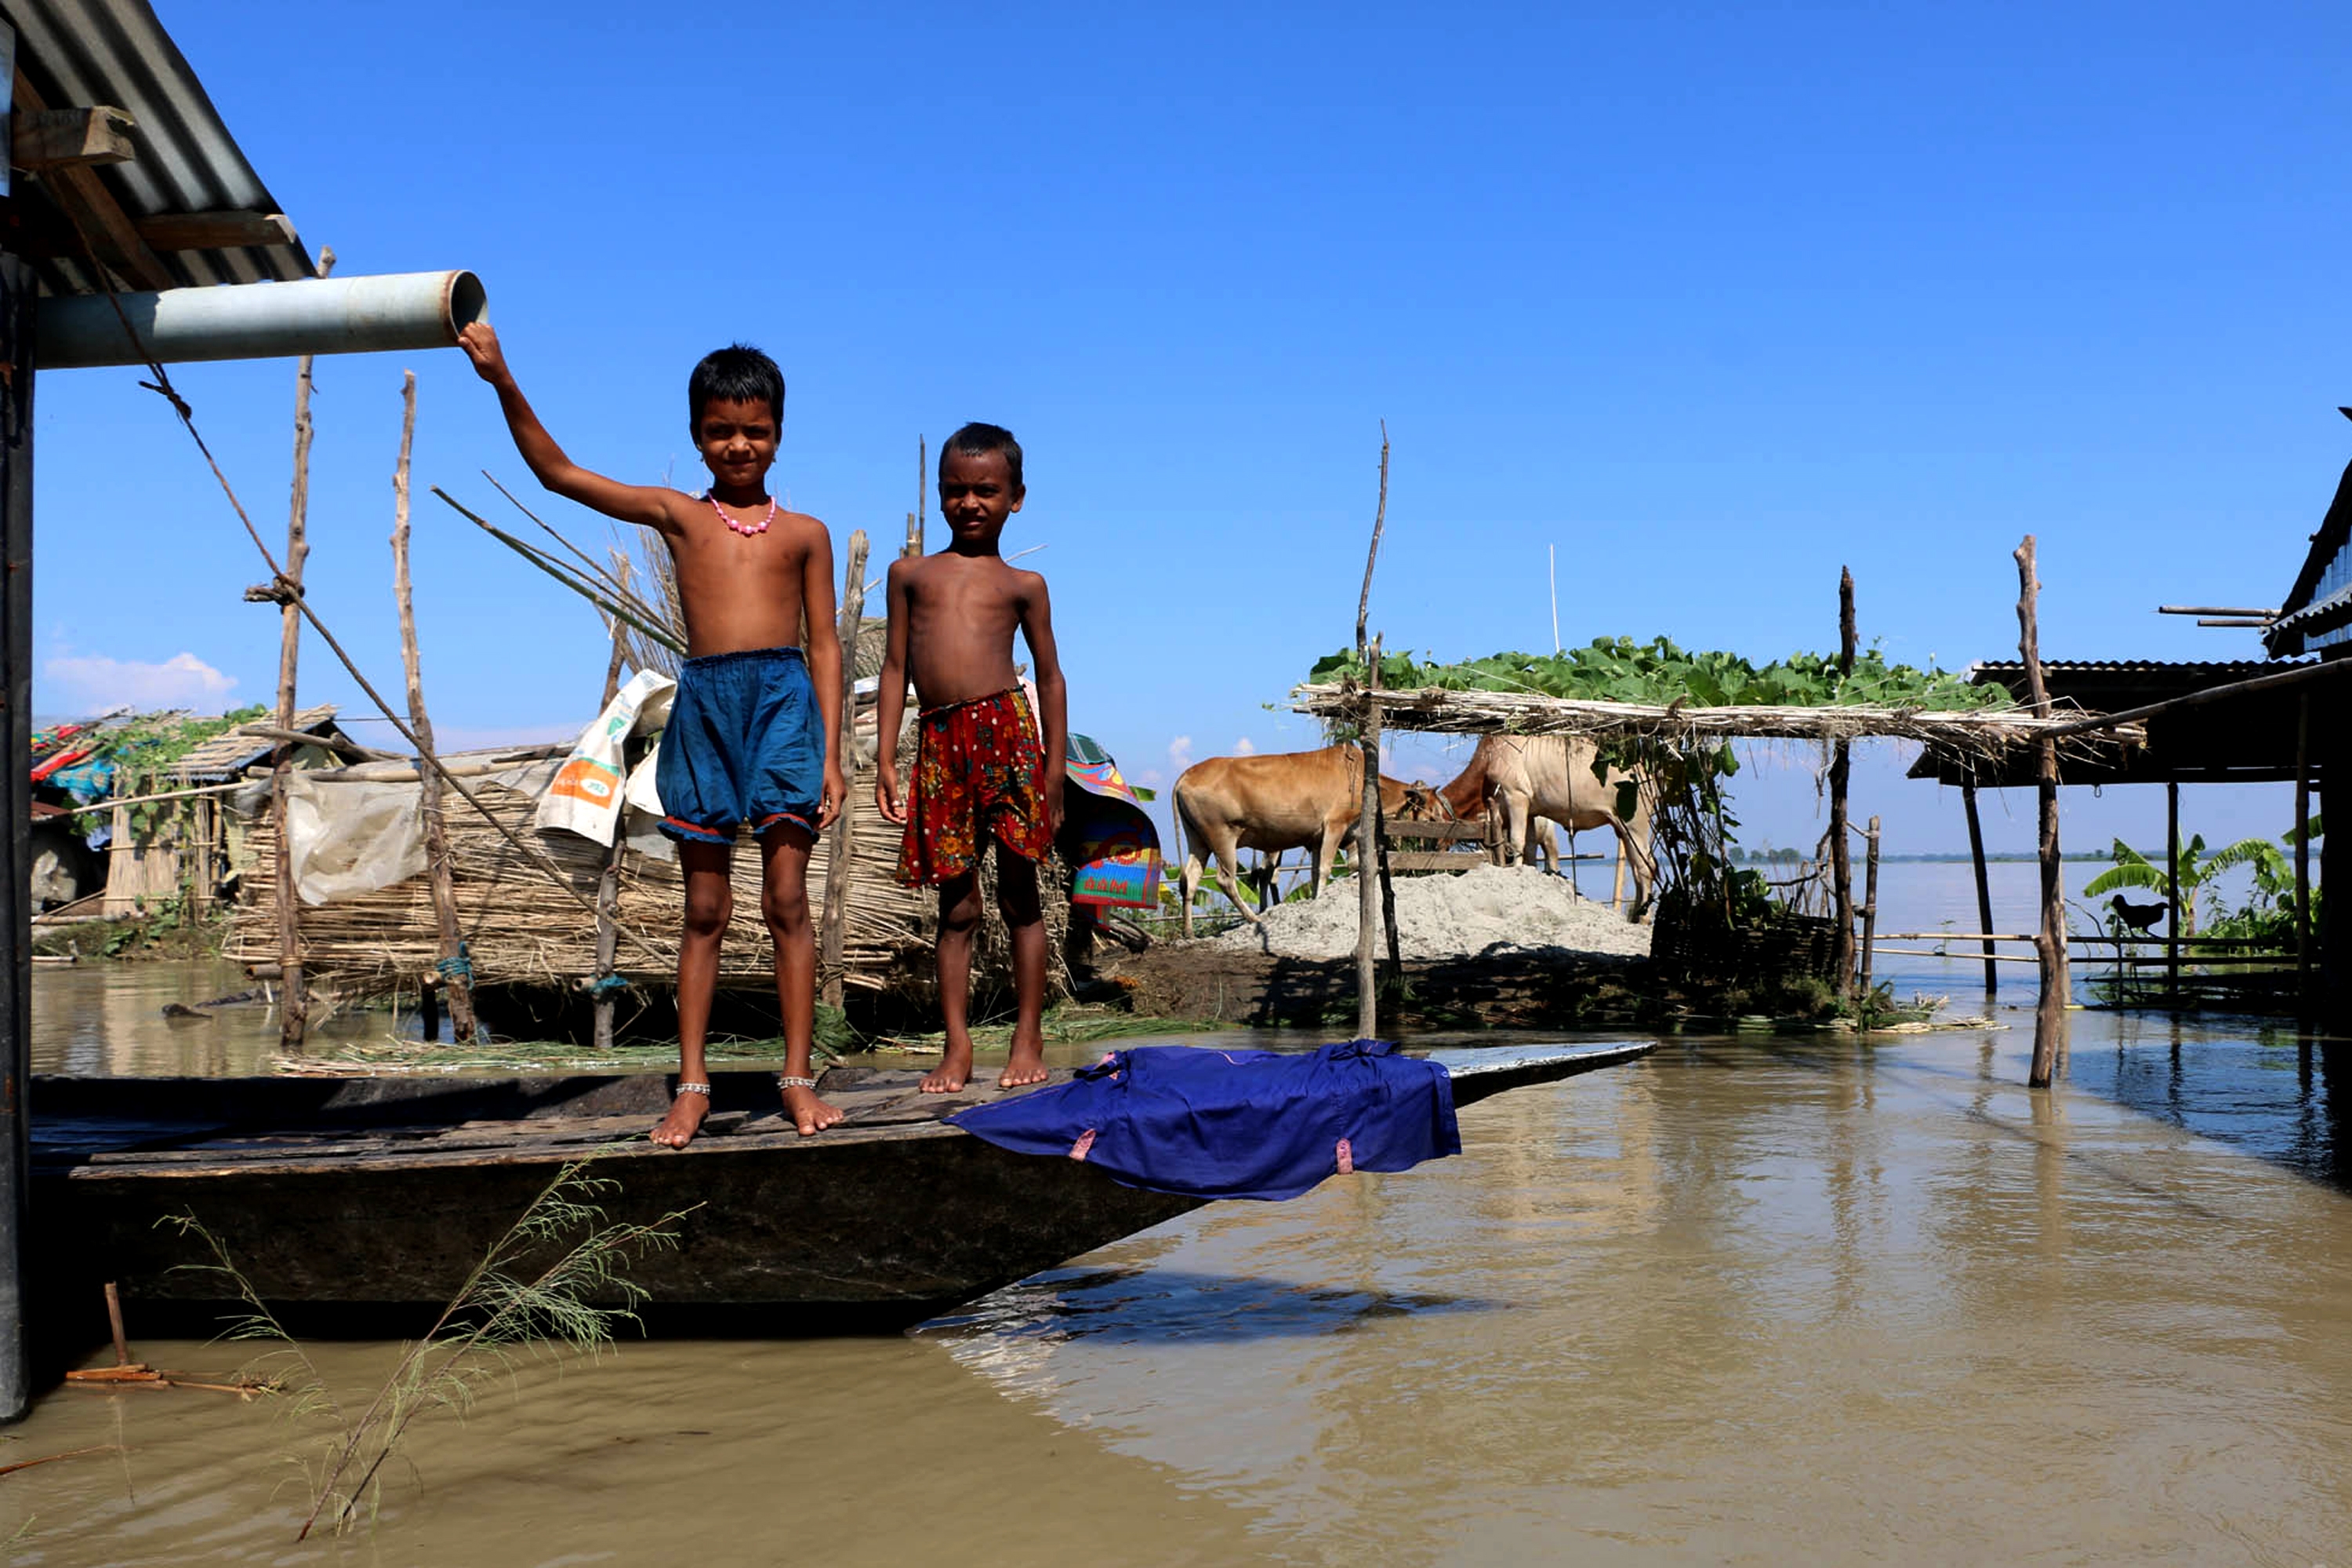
[1019,573,1068,837]
[459,324,683,536]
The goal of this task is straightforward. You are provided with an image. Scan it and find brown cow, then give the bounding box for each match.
[1174,746,1445,936]
[1438,735,1657,916]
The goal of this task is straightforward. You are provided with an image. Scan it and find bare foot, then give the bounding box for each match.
[650,1089,710,1149]
[781,1083,844,1136]
[1000,1036,1049,1089]
[921,1039,974,1094]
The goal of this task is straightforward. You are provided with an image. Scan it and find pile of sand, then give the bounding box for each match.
[1209,862,1652,963]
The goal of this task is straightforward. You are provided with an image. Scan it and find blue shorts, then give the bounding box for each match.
[655,647,823,845]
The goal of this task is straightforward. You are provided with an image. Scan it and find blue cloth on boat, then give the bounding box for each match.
[949,1040,1460,1201]
[655,646,823,844]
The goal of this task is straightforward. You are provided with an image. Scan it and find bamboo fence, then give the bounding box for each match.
[224,759,1020,1002]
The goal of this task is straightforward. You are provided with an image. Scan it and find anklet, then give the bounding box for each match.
[778,1074,818,1091]
[674,1081,710,1097]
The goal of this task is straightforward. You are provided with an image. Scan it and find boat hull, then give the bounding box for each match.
[31,1041,1650,1322]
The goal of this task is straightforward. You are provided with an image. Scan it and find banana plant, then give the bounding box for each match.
[2084,836,2209,935]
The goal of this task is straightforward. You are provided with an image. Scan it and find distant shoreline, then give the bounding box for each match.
[1735,853,2114,866]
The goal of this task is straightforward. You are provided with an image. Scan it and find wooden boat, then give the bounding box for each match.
[30,1041,1649,1328]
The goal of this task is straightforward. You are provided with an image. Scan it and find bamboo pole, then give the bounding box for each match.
[1353,426,1391,1042]
[820,530,870,1008]
[590,617,629,1051]
[906,435,926,557]
[390,370,476,1046]
[1962,781,1998,993]
[590,559,633,1047]
[272,245,331,1050]
[2016,536,2067,1087]
[2295,691,2311,1022]
[1829,568,1857,994]
[1855,815,1881,1011]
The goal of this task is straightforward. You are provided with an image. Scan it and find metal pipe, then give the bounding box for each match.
[31,270,487,369]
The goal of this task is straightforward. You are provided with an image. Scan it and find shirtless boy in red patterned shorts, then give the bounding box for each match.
[875,423,1067,1093]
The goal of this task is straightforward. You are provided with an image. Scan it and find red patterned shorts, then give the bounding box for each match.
[895,688,1054,887]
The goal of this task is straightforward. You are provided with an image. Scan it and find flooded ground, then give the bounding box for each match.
[30,960,381,1079]
[12,1002,2352,1564]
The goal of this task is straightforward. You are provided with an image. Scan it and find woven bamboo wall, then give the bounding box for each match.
[226,770,960,999]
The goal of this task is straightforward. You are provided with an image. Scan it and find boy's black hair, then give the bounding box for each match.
[940,421,1024,492]
[688,343,785,427]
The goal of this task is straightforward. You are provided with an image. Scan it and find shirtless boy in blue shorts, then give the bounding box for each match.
[462,325,847,1145]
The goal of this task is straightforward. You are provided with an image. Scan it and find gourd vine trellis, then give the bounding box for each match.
[1302,637,2020,923]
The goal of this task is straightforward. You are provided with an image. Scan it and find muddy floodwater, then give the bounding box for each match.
[12,987,2352,1563]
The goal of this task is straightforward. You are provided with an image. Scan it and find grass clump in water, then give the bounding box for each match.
[166,1154,699,1540]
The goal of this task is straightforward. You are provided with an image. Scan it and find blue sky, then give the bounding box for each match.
[32,2,2350,858]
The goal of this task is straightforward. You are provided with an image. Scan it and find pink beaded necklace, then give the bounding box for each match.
[707,493,775,537]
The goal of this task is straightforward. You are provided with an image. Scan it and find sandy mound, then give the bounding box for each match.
[1209,862,1652,963]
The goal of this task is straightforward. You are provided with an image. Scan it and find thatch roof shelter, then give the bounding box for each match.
[1288,680,2143,758]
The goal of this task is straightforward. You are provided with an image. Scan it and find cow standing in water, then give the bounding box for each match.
[1173,746,1446,937]
[1439,735,1657,917]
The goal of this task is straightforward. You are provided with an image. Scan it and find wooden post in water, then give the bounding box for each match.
[272,245,332,1050]
[1370,642,1403,993]
[1855,815,1882,1011]
[2295,692,2312,1022]
[2015,536,2067,1087]
[390,372,476,1045]
[2165,782,2182,1002]
[1356,662,1383,1041]
[1829,568,1857,997]
[1962,781,1998,993]
[0,250,39,1423]
[1352,427,1391,1042]
[820,530,870,1009]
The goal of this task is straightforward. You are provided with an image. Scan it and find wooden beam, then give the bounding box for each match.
[135,209,296,251]
[9,69,170,292]
[11,107,132,170]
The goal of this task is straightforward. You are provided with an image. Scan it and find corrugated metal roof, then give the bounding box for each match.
[2267,582,2352,651]
[1965,660,2290,679]
[172,702,336,782]
[4,0,314,293]
[2266,447,2352,658]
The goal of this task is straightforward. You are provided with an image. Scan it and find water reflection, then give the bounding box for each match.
[925,1266,1502,1346]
